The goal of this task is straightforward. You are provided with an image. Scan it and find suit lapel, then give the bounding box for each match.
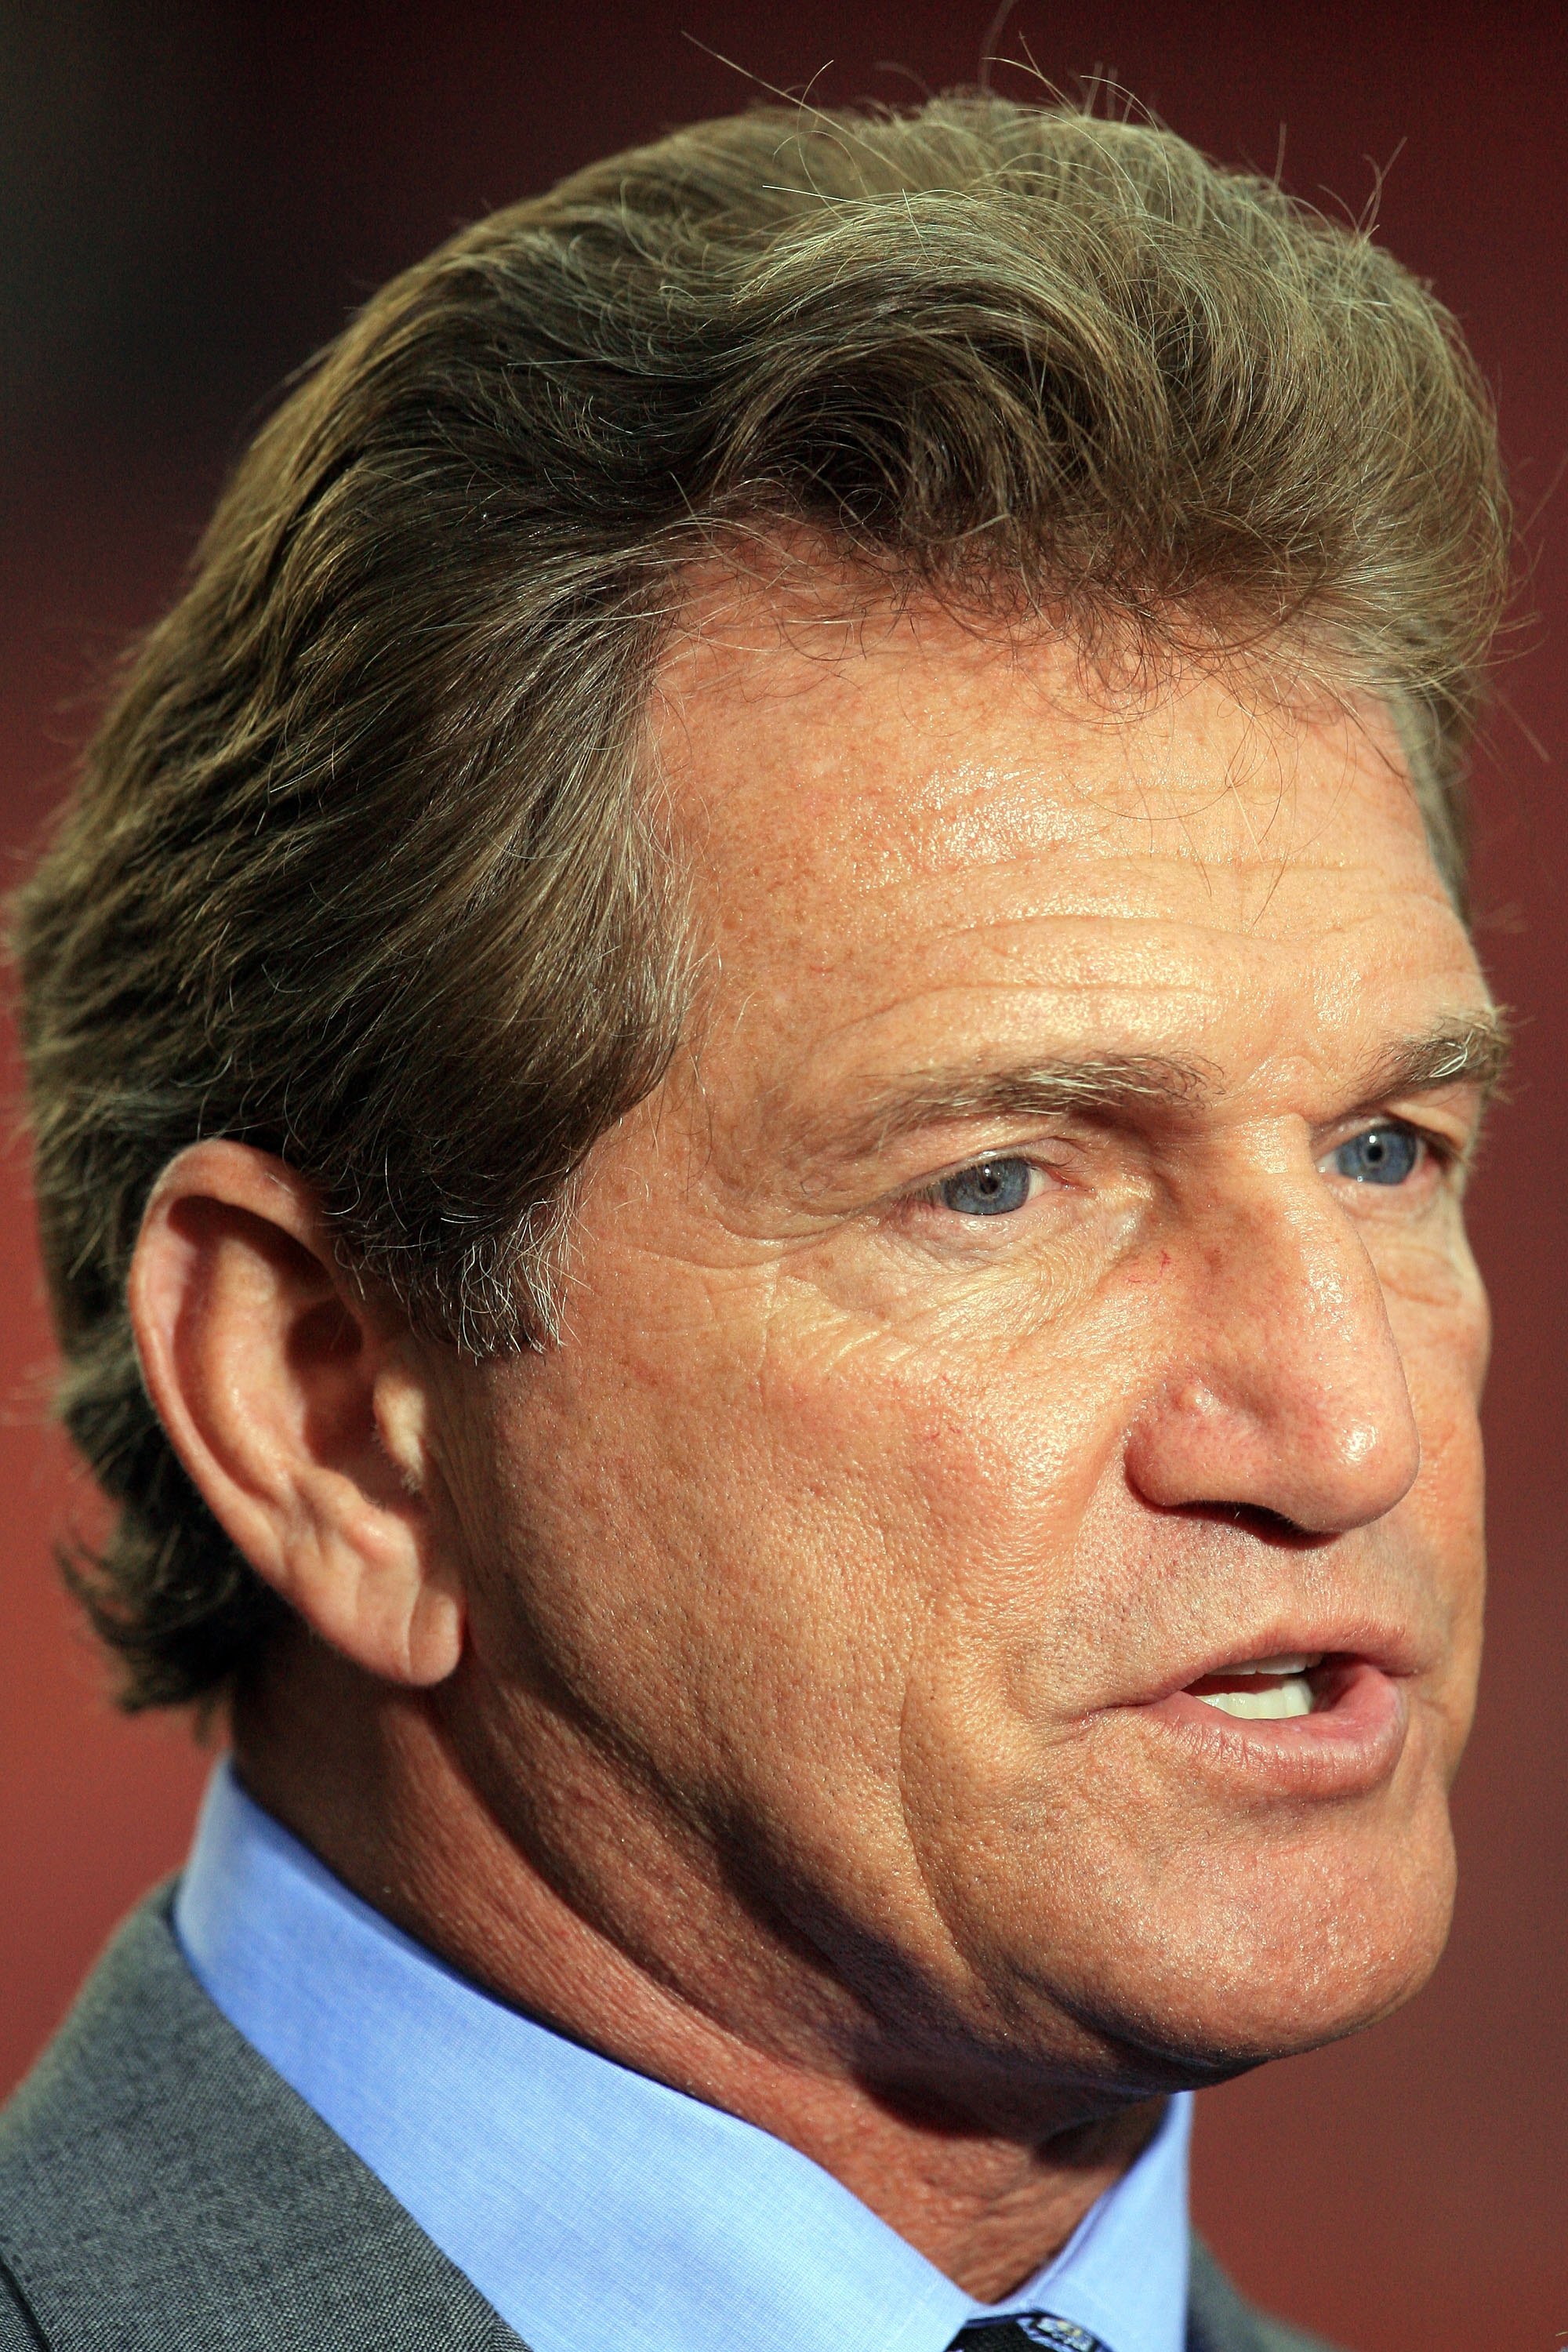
[1186,2237,1343,2352]
[0,1891,529,2351]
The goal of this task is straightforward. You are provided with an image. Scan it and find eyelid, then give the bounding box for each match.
[1354,1090,1479,1153]
[1316,1114,1460,1176]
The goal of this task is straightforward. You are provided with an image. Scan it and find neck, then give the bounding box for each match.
[232,1643,1167,2302]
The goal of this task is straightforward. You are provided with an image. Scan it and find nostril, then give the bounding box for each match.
[1167,1499,1328,1547]
[1123,1358,1420,1537]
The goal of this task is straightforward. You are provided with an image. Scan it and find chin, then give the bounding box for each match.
[1063,1813,1459,2082]
[938,1768,1461,2094]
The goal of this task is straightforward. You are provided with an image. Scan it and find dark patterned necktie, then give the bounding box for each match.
[947,2315,1111,2352]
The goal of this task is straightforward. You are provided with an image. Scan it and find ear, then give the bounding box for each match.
[128,1140,463,1686]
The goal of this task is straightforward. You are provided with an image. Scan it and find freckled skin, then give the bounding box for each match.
[432,597,1490,2082]
[228,584,1494,2293]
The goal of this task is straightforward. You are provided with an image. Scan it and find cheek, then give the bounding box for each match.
[720,1323,1161,1872]
[749,1310,1135,1635]
[1392,1260,1488,1618]
[470,1275,1137,1824]
[1405,1382,1487,1768]
[1381,1212,1492,1399]
[458,1300,954,1809]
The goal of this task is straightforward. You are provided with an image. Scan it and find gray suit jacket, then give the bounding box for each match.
[0,1893,1339,2351]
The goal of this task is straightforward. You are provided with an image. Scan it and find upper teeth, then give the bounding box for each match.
[1192,1654,1323,1720]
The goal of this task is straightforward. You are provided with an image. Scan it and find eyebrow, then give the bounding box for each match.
[1352,1010,1512,1111]
[804,1054,1217,1167]
[801,1012,1511,1171]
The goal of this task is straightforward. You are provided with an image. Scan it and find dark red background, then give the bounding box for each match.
[2,7,1563,2346]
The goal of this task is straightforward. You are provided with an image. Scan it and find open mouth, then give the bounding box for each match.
[1183,1652,1323,1720]
[1146,1646,1409,1791]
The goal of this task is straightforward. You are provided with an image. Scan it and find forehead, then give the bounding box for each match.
[648,575,1481,1077]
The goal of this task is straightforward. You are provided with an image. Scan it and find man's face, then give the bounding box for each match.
[441,586,1495,2100]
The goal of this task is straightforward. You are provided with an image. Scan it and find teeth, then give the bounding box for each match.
[1183,1652,1327,1720]
[1196,1680,1314,1719]
[1222,1653,1322,1676]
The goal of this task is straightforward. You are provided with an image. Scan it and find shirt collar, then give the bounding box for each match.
[175,1763,1191,2352]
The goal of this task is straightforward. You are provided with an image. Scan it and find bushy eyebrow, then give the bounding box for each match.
[1353,1011,1512,1111]
[804,1054,1216,1167]
[799,1013,1508,1172]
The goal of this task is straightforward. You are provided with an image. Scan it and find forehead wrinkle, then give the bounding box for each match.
[1110,687,1410,939]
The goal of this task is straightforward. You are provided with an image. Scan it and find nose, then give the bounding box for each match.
[1123,1184,1422,1537]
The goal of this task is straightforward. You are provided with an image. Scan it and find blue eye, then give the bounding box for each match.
[1331,1126,1421,1185]
[938,1158,1034,1216]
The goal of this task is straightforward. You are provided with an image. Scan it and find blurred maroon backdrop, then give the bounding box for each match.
[2,6,1563,2347]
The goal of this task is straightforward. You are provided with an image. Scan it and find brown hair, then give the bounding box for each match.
[13,95,1509,1708]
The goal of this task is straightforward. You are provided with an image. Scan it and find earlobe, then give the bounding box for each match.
[128,1140,464,1688]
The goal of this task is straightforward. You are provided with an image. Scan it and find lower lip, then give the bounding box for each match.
[1140,1658,1408,1796]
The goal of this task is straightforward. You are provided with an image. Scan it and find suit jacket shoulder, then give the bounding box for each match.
[0,1889,528,2351]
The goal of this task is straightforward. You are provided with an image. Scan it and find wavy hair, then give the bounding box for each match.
[13,95,1510,1707]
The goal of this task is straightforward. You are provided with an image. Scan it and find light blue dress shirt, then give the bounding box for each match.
[174,1765,1192,2352]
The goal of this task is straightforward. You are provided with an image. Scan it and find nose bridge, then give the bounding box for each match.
[1229,1174,1420,1519]
[1131,1164,1423,1534]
